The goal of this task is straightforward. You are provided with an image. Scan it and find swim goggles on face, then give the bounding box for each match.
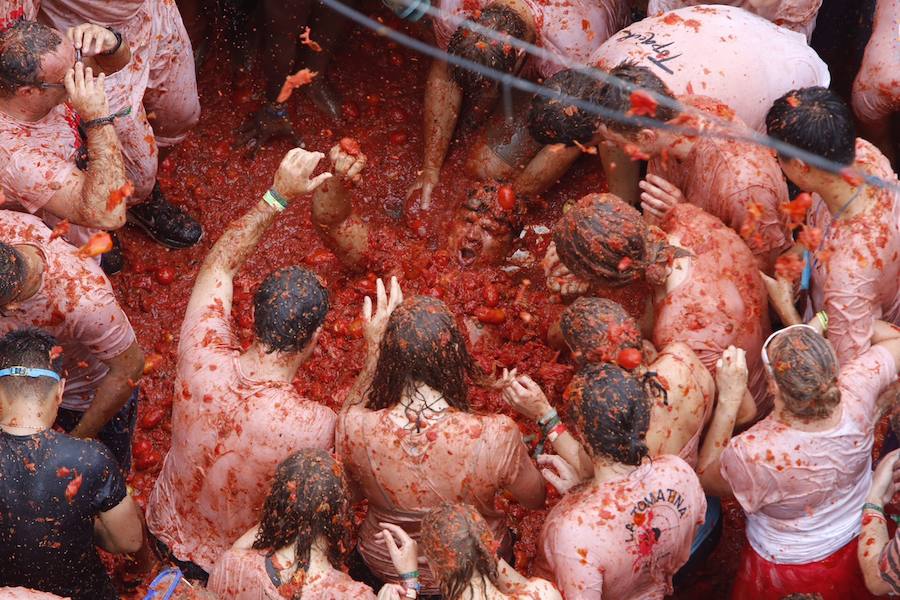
[0,366,61,381]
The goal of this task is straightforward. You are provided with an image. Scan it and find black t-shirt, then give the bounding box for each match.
[0,429,127,600]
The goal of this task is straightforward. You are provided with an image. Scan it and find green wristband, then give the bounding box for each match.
[863,502,885,515]
[263,188,288,211]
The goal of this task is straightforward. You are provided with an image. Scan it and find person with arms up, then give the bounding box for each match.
[0,328,142,600]
[337,283,546,594]
[700,323,900,599]
[764,87,900,365]
[40,0,205,248]
[0,210,144,469]
[146,147,336,581]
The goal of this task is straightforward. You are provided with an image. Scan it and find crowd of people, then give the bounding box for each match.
[0,0,898,598]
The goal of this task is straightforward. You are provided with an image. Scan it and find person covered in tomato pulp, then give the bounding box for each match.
[531,63,794,273]
[544,193,770,423]
[145,148,337,581]
[39,0,204,251]
[311,140,528,269]
[533,362,707,599]
[0,210,144,469]
[0,18,201,259]
[336,280,546,594]
[701,324,900,600]
[764,87,900,366]
[0,328,143,600]
[407,0,630,208]
[208,450,382,600]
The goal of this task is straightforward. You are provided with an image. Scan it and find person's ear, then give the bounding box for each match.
[54,379,65,407]
[636,128,658,149]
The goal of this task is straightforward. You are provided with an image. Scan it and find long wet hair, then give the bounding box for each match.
[367,296,480,411]
[767,327,840,419]
[252,450,352,600]
[567,363,652,465]
[420,503,500,600]
[560,297,642,365]
[553,193,678,288]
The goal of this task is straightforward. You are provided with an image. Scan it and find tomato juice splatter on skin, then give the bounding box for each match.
[109,16,744,599]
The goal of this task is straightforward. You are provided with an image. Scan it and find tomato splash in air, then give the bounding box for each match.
[276,68,318,103]
[78,232,113,258]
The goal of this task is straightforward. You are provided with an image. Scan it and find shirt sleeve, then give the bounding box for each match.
[68,261,136,362]
[839,345,898,422]
[821,241,885,364]
[720,435,775,514]
[486,415,536,491]
[86,442,127,514]
[0,141,76,213]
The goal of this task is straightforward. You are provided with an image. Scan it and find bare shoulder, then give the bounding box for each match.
[654,343,714,391]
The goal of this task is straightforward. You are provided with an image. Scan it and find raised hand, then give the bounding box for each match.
[65,62,108,121]
[362,276,403,349]
[272,148,332,202]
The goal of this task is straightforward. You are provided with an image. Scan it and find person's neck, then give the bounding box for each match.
[0,398,56,434]
[592,455,640,485]
[775,402,843,432]
[13,245,45,303]
[0,95,54,122]
[274,536,331,579]
[465,570,505,599]
[398,382,448,409]
[663,135,694,162]
[809,171,869,219]
[238,342,303,384]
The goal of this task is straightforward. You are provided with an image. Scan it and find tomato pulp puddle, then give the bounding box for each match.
[113,10,742,597]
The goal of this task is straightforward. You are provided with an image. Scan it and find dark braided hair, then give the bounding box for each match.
[567,363,654,465]
[252,450,352,600]
[766,327,840,419]
[366,296,481,411]
[553,193,679,288]
[420,503,500,600]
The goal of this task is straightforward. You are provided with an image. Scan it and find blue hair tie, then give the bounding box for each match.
[0,366,61,381]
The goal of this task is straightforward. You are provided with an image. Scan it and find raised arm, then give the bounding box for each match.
[43,63,128,230]
[68,24,131,75]
[342,277,403,413]
[311,143,369,268]
[859,449,900,596]
[406,60,463,209]
[512,143,581,198]
[186,148,332,321]
[697,346,747,496]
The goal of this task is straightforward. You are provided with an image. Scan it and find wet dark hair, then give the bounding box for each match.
[0,242,26,305]
[0,20,63,97]
[0,327,63,399]
[766,87,856,166]
[253,267,329,354]
[447,4,528,95]
[420,503,499,600]
[252,449,352,600]
[560,297,642,365]
[367,296,480,411]
[567,363,652,465]
[596,62,679,135]
[552,193,677,288]
[767,327,840,419]
[528,69,603,145]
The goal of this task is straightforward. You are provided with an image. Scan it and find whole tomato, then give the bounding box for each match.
[155,266,175,285]
[617,348,643,369]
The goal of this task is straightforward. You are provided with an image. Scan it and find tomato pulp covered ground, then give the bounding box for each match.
[113,11,744,598]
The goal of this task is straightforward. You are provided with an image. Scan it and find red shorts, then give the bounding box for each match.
[731,537,876,600]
